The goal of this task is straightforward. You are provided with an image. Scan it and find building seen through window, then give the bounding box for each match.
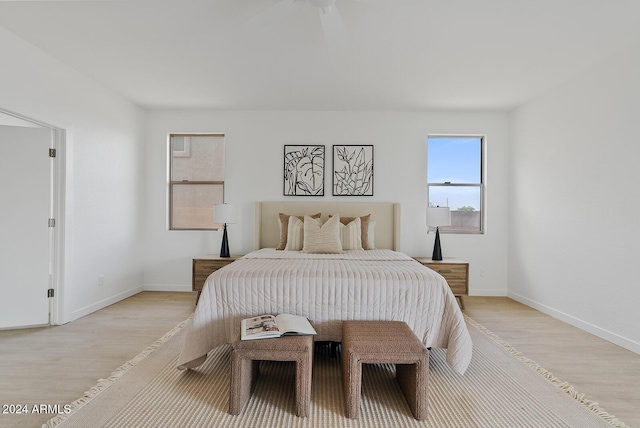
[169,134,225,230]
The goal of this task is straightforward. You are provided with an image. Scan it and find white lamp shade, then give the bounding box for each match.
[214,204,237,224]
[427,206,451,227]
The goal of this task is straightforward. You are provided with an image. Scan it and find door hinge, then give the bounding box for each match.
[49,148,56,157]
[48,218,56,227]
[47,288,54,298]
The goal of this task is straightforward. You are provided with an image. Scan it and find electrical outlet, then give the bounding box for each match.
[98,275,104,286]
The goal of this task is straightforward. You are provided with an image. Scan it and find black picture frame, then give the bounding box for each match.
[283,145,325,196]
[332,145,374,196]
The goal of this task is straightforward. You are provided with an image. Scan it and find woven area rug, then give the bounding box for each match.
[43,316,628,428]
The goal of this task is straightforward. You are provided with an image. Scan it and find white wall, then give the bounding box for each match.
[509,43,640,353]
[0,27,147,323]
[144,110,510,296]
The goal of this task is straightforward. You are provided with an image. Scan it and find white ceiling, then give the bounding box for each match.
[1,0,639,112]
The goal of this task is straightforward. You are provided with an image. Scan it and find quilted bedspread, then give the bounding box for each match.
[177,249,472,374]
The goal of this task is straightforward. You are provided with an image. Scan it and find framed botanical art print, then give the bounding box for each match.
[283,145,325,196]
[332,145,374,196]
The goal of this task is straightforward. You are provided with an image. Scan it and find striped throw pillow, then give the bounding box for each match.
[340,217,362,250]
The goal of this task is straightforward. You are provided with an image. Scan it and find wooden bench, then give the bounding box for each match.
[342,320,429,420]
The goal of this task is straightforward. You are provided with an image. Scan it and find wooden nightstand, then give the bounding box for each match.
[414,257,469,310]
[192,254,242,298]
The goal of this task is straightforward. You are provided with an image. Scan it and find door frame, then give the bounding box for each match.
[0,108,66,326]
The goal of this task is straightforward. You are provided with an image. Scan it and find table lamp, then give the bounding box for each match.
[426,206,451,261]
[214,204,237,258]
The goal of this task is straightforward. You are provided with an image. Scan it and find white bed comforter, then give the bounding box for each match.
[177,249,472,374]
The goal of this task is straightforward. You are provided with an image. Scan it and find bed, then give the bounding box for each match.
[177,201,472,374]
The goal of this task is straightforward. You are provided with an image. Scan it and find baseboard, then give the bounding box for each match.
[68,285,144,323]
[0,322,49,331]
[508,291,640,355]
[143,284,192,292]
[469,289,508,297]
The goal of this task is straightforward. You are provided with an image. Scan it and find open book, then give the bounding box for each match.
[240,313,317,341]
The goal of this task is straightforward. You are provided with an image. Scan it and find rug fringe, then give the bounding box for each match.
[465,315,630,428]
[41,315,193,428]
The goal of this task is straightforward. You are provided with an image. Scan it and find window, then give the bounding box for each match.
[427,135,484,233]
[169,134,225,230]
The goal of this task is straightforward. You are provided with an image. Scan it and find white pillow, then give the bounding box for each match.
[340,217,362,250]
[303,215,343,253]
[367,220,376,249]
[284,216,305,251]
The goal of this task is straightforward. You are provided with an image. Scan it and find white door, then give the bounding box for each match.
[0,125,52,328]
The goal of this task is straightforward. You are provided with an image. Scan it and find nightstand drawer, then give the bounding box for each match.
[413,257,469,297]
[429,267,468,295]
[428,264,467,279]
[192,255,241,292]
[444,280,467,295]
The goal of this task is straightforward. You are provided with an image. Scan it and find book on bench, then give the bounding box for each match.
[240,313,317,341]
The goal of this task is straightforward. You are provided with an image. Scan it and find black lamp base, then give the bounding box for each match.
[220,223,230,258]
[432,227,443,261]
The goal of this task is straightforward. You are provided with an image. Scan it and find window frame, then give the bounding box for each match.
[427,134,485,234]
[168,133,225,231]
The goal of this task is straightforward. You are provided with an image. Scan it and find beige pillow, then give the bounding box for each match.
[276,212,320,250]
[337,214,371,249]
[340,217,362,250]
[303,215,343,253]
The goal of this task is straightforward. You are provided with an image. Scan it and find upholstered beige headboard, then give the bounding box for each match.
[255,201,401,250]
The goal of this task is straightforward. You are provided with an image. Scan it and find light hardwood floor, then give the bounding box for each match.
[465,296,640,427]
[1,293,638,427]
[0,291,196,427]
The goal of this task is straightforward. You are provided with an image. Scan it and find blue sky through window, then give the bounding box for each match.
[428,137,481,183]
[428,136,482,211]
